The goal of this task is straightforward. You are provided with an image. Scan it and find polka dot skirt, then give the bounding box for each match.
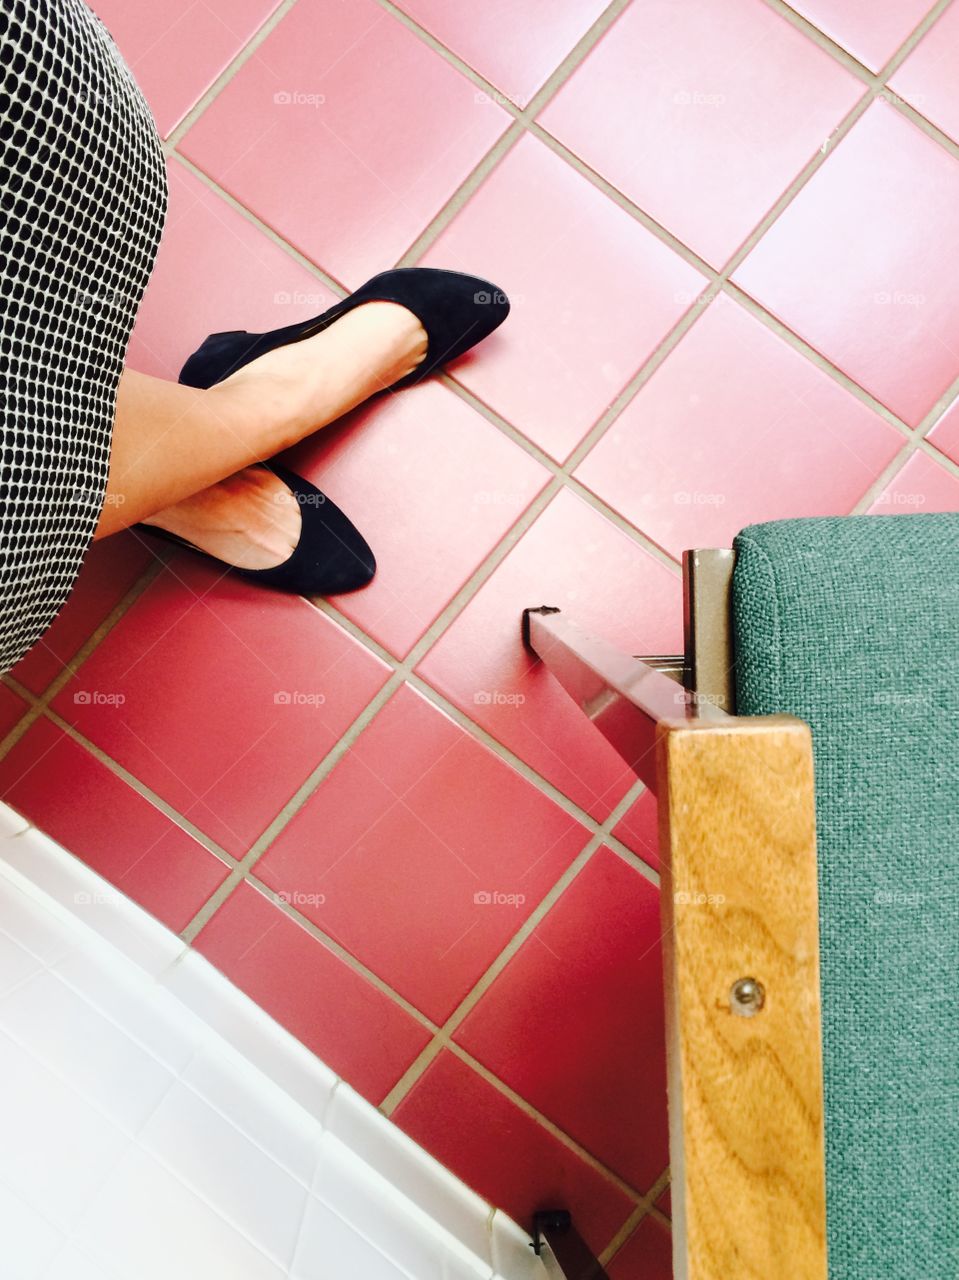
[0,0,167,673]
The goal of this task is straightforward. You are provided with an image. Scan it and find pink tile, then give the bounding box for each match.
[613,789,660,873]
[284,381,548,657]
[575,295,904,557]
[392,1050,635,1256]
[868,450,959,513]
[180,0,510,287]
[256,684,588,1022]
[454,848,668,1192]
[607,1215,673,1280]
[787,0,936,72]
[890,4,959,145]
[130,161,339,381]
[0,683,29,740]
[194,882,430,1102]
[417,489,682,821]
[0,719,229,933]
[927,398,959,466]
[10,533,154,696]
[734,103,959,427]
[538,0,863,267]
[395,0,609,107]
[91,0,285,138]
[420,135,705,460]
[50,559,390,857]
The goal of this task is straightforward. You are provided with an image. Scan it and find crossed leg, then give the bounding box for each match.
[96,301,427,569]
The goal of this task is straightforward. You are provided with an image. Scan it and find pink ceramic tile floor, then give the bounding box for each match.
[5,0,959,1270]
[890,2,959,145]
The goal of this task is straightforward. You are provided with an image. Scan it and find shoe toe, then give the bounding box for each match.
[446,271,510,338]
[313,513,376,595]
[259,462,376,597]
[288,493,375,596]
[422,269,510,368]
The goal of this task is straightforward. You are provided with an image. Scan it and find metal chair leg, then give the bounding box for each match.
[531,1211,611,1279]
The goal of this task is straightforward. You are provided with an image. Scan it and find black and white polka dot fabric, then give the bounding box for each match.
[0,0,166,673]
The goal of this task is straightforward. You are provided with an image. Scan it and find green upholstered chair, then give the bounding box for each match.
[523,511,958,1280]
[734,513,958,1280]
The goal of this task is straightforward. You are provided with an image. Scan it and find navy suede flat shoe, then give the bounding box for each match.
[138,460,375,597]
[178,267,510,391]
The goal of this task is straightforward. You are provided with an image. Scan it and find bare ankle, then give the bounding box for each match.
[205,376,305,459]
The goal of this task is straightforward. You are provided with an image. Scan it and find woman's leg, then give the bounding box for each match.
[96,300,427,566]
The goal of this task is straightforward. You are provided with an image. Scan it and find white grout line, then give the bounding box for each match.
[162,0,304,151]
[765,0,955,84]
[0,556,168,763]
[169,150,352,295]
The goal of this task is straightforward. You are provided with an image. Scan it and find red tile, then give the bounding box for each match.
[130,161,339,382]
[256,684,589,1022]
[392,1050,634,1256]
[607,1215,673,1280]
[454,848,668,1192]
[868,449,959,513]
[575,294,903,557]
[91,0,285,138]
[613,790,659,873]
[787,0,936,73]
[284,381,548,657]
[50,559,390,857]
[0,683,28,740]
[538,0,862,267]
[194,882,430,1102]
[0,720,229,933]
[928,398,959,466]
[733,103,959,427]
[890,4,959,145]
[9,533,154,697]
[657,1186,672,1219]
[179,0,510,287]
[418,489,682,821]
[395,0,609,108]
[419,135,705,460]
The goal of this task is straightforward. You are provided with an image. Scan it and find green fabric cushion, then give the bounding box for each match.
[733,513,959,1280]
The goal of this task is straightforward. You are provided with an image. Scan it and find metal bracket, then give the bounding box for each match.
[522,605,561,649]
[530,1210,611,1279]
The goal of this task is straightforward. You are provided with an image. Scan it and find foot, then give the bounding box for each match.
[143,467,302,571]
[208,300,429,453]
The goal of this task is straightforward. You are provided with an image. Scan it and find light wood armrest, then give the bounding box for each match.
[657,716,826,1280]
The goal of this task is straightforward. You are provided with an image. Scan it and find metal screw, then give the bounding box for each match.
[730,977,765,1016]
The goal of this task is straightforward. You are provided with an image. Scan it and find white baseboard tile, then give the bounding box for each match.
[0,800,550,1279]
[327,1080,497,1267]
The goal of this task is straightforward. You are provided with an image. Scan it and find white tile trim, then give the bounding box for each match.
[0,801,548,1279]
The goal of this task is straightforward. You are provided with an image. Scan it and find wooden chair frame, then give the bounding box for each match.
[523,550,828,1280]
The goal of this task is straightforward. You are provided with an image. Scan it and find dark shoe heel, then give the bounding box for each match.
[180,330,256,388]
